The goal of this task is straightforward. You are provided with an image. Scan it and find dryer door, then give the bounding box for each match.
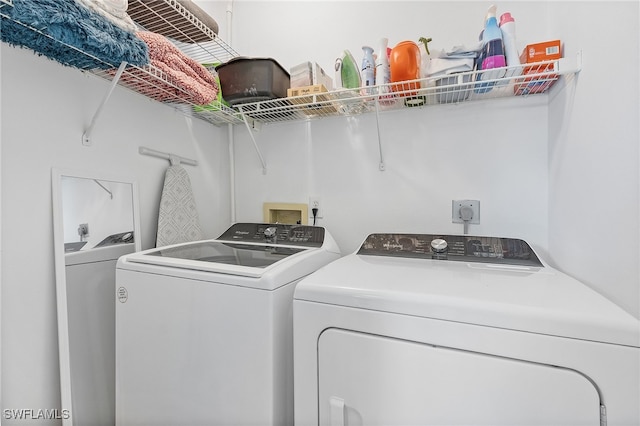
[318,329,601,426]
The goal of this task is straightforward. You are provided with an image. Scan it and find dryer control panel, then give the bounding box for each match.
[358,234,543,267]
[218,223,326,247]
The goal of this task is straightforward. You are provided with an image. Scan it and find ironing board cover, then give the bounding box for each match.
[156,164,203,247]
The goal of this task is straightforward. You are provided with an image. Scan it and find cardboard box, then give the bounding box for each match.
[287,84,328,97]
[520,40,562,63]
[515,39,562,95]
[290,62,333,90]
[287,84,337,116]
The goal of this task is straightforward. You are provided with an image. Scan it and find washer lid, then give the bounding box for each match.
[117,223,341,286]
[143,241,305,268]
[295,240,640,347]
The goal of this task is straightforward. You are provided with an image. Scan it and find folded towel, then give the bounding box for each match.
[75,0,138,33]
[0,0,149,69]
[441,43,483,58]
[426,57,475,78]
[134,31,218,105]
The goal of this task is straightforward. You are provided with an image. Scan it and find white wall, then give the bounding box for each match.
[227,0,553,253]
[233,99,550,254]
[227,0,640,316]
[547,1,639,317]
[1,45,230,422]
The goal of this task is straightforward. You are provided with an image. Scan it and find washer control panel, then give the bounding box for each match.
[217,223,326,247]
[358,234,542,267]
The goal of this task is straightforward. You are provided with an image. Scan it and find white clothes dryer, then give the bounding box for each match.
[115,223,340,426]
[293,233,640,426]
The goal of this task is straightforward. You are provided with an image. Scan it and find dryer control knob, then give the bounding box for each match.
[264,227,277,238]
[431,238,448,253]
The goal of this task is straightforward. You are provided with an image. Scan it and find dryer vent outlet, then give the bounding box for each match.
[452,200,480,224]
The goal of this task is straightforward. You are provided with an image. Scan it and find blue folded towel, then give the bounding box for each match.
[1,0,149,69]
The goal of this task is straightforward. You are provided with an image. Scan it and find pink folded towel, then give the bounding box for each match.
[135,31,218,105]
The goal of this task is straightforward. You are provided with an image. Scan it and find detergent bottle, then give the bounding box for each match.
[390,40,422,105]
[475,5,506,93]
[499,12,521,75]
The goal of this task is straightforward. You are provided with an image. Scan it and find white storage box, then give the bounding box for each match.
[290,62,333,90]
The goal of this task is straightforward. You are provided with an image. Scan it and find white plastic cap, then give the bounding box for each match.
[500,12,515,26]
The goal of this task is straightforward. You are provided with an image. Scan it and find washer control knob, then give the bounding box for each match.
[431,238,448,253]
[264,227,277,238]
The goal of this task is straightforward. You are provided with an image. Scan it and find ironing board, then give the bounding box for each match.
[156,159,203,247]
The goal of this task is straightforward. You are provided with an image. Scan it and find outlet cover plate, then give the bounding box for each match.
[309,197,322,219]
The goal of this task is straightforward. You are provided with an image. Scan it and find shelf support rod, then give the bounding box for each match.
[238,108,267,175]
[138,146,198,166]
[374,98,385,171]
[82,61,127,146]
[93,179,113,199]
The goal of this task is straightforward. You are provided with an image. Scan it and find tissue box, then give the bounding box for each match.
[290,62,333,90]
[515,40,562,95]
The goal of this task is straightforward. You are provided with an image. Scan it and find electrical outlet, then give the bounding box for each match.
[452,200,480,224]
[309,197,322,219]
[78,223,90,237]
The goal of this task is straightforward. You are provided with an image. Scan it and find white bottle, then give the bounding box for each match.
[375,38,391,86]
[499,12,522,76]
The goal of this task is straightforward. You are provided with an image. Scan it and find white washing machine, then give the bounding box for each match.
[115,223,340,426]
[294,233,640,426]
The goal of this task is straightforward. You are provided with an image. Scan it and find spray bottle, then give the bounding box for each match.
[361,45,376,95]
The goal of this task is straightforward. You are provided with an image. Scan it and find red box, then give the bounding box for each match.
[514,40,562,95]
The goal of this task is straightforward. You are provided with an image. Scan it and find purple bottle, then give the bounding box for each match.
[475,5,506,93]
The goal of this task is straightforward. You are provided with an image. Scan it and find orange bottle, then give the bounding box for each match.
[390,41,421,96]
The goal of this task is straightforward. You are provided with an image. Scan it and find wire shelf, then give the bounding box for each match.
[2,0,580,129]
[127,0,237,64]
[230,56,581,125]
[1,0,242,126]
[129,0,215,43]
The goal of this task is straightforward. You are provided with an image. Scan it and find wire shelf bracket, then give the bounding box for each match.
[82,61,127,146]
[238,107,267,175]
[374,99,385,171]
